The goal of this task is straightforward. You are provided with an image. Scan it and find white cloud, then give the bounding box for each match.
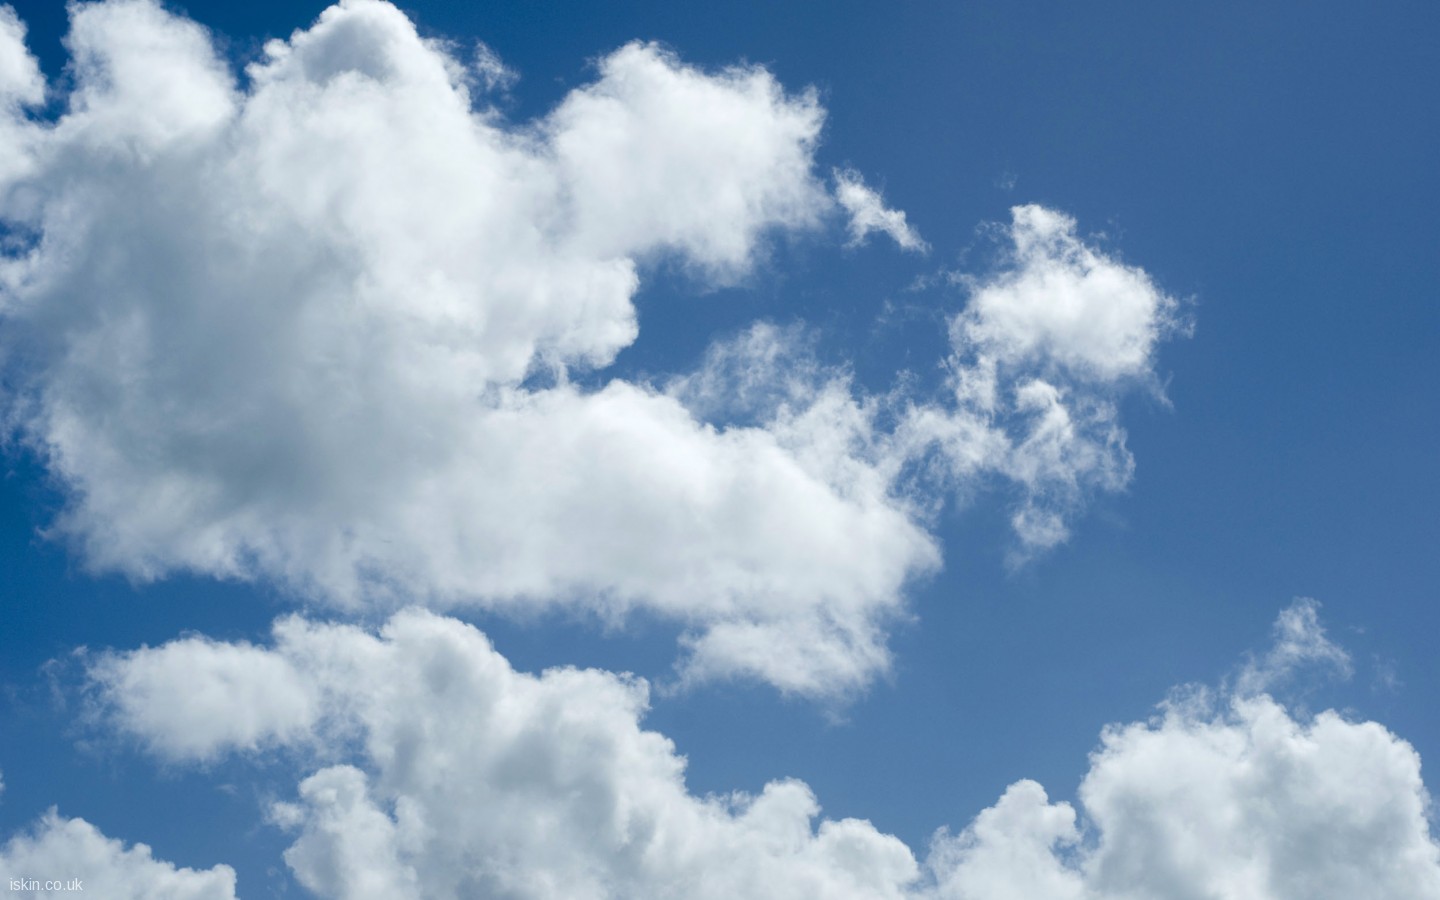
[665,321,824,425]
[90,604,1440,900]
[953,205,1183,383]
[1071,694,1440,899]
[88,634,319,761]
[547,41,828,275]
[471,41,517,93]
[897,205,1185,558]
[0,6,43,106]
[924,780,1087,900]
[924,689,1440,900]
[834,168,929,252]
[1235,596,1353,696]
[0,0,914,696]
[0,811,237,899]
[0,3,43,189]
[96,610,924,899]
[0,2,1181,695]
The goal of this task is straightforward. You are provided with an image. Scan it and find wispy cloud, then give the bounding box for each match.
[834,168,929,252]
[1234,597,1353,696]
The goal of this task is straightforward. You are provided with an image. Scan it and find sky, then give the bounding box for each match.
[0,1,1437,898]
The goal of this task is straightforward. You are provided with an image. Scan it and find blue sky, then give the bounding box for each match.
[0,1,1437,898]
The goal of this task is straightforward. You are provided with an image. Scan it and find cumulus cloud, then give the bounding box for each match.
[924,690,1440,900]
[923,780,1087,900]
[0,811,237,899]
[834,168,928,252]
[96,610,924,899]
[0,1,1180,695]
[0,0,909,696]
[1068,694,1440,899]
[953,205,1184,382]
[898,205,1186,557]
[88,603,1440,900]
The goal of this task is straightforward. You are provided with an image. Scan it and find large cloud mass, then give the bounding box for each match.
[1,0,1178,695]
[81,601,1440,900]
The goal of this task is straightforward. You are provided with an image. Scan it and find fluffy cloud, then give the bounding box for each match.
[0,4,43,188]
[0,1,1177,695]
[954,205,1181,382]
[88,634,319,761]
[96,610,924,899]
[0,7,42,105]
[87,601,1440,900]
[1071,693,1440,899]
[0,811,237,899]
[0,0,917,696]
[899,205,1186,556]
[925,693,1440,900]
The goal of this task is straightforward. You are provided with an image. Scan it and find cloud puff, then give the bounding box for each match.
[926,694,1440,900]
[954,205,1183,383]
[899,205,1185,556]
[1234,596,1353,696]
[834,168,929,252]
[0,1,1177,695]
[87,634,319,761]
[1071,694,1440,899]
[0,811,237,899]
[86,601,1440,900]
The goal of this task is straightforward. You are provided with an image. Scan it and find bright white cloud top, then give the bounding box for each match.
[0,0,1179,696]
[78,600,1440,899]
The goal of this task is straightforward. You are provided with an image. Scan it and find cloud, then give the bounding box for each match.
[925,690,1440,900]
[470,41,517,93]
[1234,597,1353,696]
[87,634,319,761]
[923,780,1087,900]
[0,3,44,188]
[0,811,237,899]
[86,603,1440,900]
[953,205,1184,383]
[834,168,929,252]
[0,0,910,696]
[1069,694,1440,899]
[0,6,43,106]
[0,1,1180,696]
[897,205,1186,557]
[96,610,924,899]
